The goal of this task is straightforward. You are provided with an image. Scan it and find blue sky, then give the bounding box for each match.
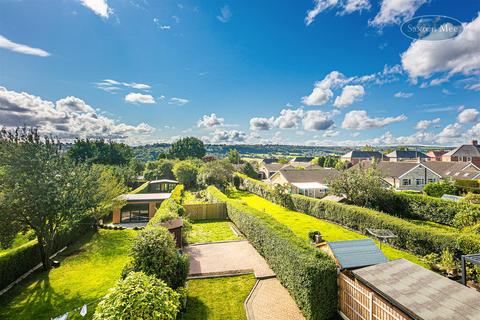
[0,0,479,146]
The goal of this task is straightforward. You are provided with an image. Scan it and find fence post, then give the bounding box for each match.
[369,292,373,320]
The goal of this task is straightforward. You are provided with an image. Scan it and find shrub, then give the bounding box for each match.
[128,227,189,289]
[93,272,181,320]
[423,180,458,197]
[197,160,234,189]
[206,186,337,320]
[173,160,199,189]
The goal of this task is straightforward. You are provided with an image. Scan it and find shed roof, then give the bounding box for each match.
[159,218,183,230]
[352,259,480,320]
[117,193,172,202]
[149,179,179,184]
[327,239,387,269]
[386,150,429,159]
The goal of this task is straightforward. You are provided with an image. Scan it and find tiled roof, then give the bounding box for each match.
[444,144,480,157]
[341,150,384,159]
[279,167,339,184]
[352,259,480,320]
[353,161,421,178]
[290,156,315,163]
[261,158,278,164]
[424,162,480,179]
[262,162,285,172]
[386,150,428,159]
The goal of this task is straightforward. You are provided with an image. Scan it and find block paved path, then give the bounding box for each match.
[245,278,305,320]
[186,240,275,278]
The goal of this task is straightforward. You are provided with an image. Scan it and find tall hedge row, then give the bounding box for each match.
[0,218,95,290]
[206,186,337,320]
[147,184,185,226]
[235,173,480,258]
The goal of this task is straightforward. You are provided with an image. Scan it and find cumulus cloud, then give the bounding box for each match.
[273,108,305,128]
[198,113,225,128]
[415,118,440,130]
[125,93,155,104]
[303,110,334,131]
[123,82,151,90]
[96,79,150,93]
[305,0,370,25]
[369,0,427,27]
[210,129,246,143]
[458,108,479,123]
[80,0,112,18]
[168,97,189,106]
[333,85,365,108]
[394,91,413,98]
[0,86,154,140]
[217,5,232,23]
[302,71,348,106]
[0,34,50,57]
[401,15,480,81]
[437,123,463,143]
[249,117,274,131]
[341,110,407,130]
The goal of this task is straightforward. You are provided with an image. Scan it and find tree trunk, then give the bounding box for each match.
[38,235,52,271]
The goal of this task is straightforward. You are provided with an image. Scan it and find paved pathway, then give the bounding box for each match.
[186,240,275,278]
[245,278,305,320]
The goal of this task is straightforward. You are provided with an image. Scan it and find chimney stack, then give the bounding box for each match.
[473,140,478,146]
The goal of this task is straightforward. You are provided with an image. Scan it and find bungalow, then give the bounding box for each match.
[424,161,480,180]
[426,150,448,161]
[112,179,179,224]
[269,167,339,198]
[258,162,286,180]
[442,140,480,166]
[386,150,429,162]
[340,150,385,165]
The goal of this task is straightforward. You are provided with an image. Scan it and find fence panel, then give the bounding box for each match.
[184,203,227,221]
[338,273,410,320]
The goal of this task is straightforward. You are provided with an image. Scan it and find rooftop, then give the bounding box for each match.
[278,167,339,184]
[149,179,179,184]
[117,193,172,202]
[386,150,429,159]
[326,239,388,269]
[341,150,384,158]
[353,259,480,320]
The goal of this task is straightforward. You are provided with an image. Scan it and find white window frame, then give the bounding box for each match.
[415,178,424,186]
[402,178,412,186]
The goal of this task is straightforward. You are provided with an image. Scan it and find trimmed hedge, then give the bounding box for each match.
[130,181,149,194]
[148,185,185,227]
[235,173,480,258]
[206,186,337,320]
[0,218,95,290]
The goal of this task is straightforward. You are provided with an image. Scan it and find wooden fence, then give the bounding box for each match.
[184,203,227,221]
[338,273,410,320]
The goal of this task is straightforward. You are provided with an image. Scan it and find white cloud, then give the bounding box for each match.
[210,129,246,143]
[0,86,154,140]
[333,85,365,108]
[96,79,151,93]
[217,5,232,23]
[303,110,334,131]
[153,18,171,29]
[466,83,480,91]
[0,35,50,57]
[437,123,463,143]
[458,108,479,124]
[305,0,369,25]
[302,71,348,106]
[341,110,407,130]
[123,82,151,90]
[394,91,413,98]
[415,117,440,130]
[323,129,340,137]
[369,0,427,27]
[274,108,305,129]
[353,64,403,85]
[249,117,274,131]
[198,113,225,128]
[168,97,189,106]
[401,15,480,81]
[125,93,156,104]
[80,0,112,18]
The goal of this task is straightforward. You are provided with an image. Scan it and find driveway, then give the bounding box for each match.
[186,240,275,278]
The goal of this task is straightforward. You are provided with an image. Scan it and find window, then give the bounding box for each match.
[427,178,436,183]
[402,179,411,186]
[415,178,424,186]
[121,204,149,223]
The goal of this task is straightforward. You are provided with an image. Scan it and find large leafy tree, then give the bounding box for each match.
[197,160,234,189]
[227,148,242,164]
[172,160,200,189]
[168,137,206,160]
[0,128,123,269]
[143,159,177,180]
[68,139,133,165]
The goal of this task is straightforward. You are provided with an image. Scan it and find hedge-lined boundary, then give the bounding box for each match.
[235,173,480,258]
[206,186,337,320]
[130,181,150,194]
[0,219,95,290]
[148,184,185,226]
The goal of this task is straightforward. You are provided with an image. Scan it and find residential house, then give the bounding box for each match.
[423,161,480,180]
[112,180,179,224]
[258,162,286,180]
[269,167,339,198]
[426,150,447,161]
[340,150,385,165]
[442,140,480,166]
[386,150,429,162]
[288,156,315,168]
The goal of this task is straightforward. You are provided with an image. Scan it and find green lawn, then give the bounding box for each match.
[230,190,427,268]
[0,229,137,320]
[188,220,242,244]
[180,274,256,320]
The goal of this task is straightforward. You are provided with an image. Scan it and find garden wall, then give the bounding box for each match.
[206,186,337,320]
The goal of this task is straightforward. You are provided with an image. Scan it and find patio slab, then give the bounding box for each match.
[186,240,275,278]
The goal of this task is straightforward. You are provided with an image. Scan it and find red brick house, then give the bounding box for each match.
[442,140,480,166]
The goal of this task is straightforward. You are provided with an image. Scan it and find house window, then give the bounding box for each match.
[402,179,411,186]
[427,178,436,183]
[415,178,424,186]
[121,204,149,223]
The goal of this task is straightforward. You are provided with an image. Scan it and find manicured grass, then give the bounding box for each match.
[230,190,427,268]
[0,229,137,320]
[188,220,242,244]
[180,274,256,320]
[407,219,458,232]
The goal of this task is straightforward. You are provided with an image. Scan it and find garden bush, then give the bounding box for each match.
[206,186,337,320]
[127,227,189,289]
[93,272,181,320]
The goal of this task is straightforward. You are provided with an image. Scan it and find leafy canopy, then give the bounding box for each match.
[168,137,206,160]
